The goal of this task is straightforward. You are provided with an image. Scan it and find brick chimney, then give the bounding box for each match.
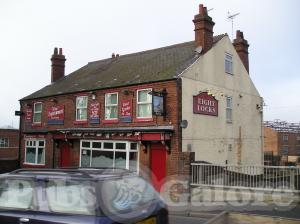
[51,47,66,83]
[193,4,215,53]
[233,30,249,73]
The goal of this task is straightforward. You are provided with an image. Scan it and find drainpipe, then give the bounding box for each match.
[18,101,22,169]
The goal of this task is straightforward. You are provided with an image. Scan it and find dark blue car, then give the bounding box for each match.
[0,168,168,224]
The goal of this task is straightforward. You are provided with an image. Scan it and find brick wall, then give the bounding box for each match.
[263,127,278,155]
[278,132,300,156]
[0,129,19,159]
[19,80,192,176]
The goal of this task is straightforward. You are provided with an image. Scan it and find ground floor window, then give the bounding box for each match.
[25,139,45,165]
[80,140,139,172]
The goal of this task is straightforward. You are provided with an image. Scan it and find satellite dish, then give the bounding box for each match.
[195,46,202,54]
[180,120,188,129]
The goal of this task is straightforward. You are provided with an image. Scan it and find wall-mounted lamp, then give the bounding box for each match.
[90,91,97,100]
[122,89,134,95]
[50,98,58,103]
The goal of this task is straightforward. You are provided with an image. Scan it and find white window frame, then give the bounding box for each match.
[226,96,233,123]
[0,138,9,148]
[33,102,42,123]
[282,135,289,141]
[79,140,139,173]
[105,92,118,120]
[281,145,289,155]
[24,139,45,165]
[225,53,233,74]
[136,88,152,118]
[76,96,88,121]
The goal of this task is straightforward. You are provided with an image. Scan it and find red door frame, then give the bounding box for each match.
[150,143,167,192]
[60,143,71,167]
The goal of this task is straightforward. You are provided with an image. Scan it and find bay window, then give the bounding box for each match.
[137,89,152,118]
[76,96,88,121]
[105,93,118,120]
[25,139,45,165]
[80,140,139,172]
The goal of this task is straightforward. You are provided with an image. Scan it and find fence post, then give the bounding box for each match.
[290,168,295,190]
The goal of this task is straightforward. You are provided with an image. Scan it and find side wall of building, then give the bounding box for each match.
[181,36,263,166]
[264,127,278,155]
[0,129,19,159]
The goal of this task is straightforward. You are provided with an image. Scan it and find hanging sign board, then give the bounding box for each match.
[89,102,100,124]
[152,95,165,116]
[193,92,218,116]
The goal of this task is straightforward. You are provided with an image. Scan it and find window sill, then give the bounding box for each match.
[23,163,46,168]
[226,120,233,124]
[32,123,42,127]
[102,119,119,124]
[73,120,88,125]
[134,117,154,122]
[225,71,234,75]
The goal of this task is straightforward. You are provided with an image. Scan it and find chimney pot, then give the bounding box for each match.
[59,48,63,55]
[112,53,115,58]
[54,47,58,55]
[116,54,120,58]
[199,4,205,14]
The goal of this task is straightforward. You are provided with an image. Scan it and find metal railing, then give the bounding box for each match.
[191,163,300,192]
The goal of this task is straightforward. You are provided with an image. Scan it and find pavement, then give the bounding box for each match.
[168,203,300,223]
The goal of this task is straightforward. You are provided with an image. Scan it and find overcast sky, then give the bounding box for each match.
[0,0,299,128]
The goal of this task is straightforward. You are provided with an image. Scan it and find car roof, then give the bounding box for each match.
[1,168,137,181]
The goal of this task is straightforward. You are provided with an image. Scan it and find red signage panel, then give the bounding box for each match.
[193,92,218,116]
[89,102,100,124]
[25,108,33,122]
[121,100,132,122]
[48,105,65,125]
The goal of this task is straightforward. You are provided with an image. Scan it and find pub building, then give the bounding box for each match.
[19,4,263,190]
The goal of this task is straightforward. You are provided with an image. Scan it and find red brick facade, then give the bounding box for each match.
[0,129,19,159]
[20,79,191,179]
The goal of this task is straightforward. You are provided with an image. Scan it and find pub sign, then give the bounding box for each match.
[48,105,65,125]
[89,102,100,124]
[193,92,218,116]
[120,100,132,122]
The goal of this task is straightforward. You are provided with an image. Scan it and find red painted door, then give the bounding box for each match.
[150,143,167,192]
[60,144,71,167]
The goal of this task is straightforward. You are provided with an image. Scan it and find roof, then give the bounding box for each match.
[21,35,227,101]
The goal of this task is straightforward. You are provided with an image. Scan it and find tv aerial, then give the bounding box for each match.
[227,11,240,40]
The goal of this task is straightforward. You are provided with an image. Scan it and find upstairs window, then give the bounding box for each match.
[226,97,232,123]
[281,145,289,155]
[33,102,42,123]
[296,146,300,155]
[137,89,152,118]
[105,93,118,120]
[76,96,88,121]
[225,53,233,74]
[0,138,8,148]
[282,135,288,142]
